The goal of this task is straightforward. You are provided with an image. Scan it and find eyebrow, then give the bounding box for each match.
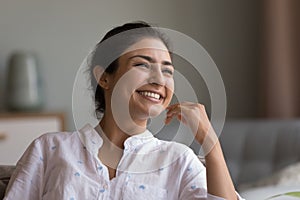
[129,55,173,67]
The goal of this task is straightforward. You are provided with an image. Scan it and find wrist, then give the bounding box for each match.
[198,126,219,157]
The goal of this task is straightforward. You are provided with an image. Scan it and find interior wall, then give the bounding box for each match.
[0,0,260,130]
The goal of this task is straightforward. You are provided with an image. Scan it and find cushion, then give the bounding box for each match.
[239,162,300,191]
[0,165,16,199]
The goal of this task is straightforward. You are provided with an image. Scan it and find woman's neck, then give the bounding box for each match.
[99,111,147,149]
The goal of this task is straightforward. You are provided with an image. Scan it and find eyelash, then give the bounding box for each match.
[162,69,173,75]
[133,63,149,68]
[133,62,173,75]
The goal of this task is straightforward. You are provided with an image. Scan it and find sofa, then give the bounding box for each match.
[219,119,300,199]
[219,119,300,188]
[1,119,300,199]
[0,165,15,199]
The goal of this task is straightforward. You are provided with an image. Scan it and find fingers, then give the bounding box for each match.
[165,102,191,124]
[165,102,207,127]
[165,102,212,145]
[165,103,179,124]
[166,104,181,116]
[165,104,181,124]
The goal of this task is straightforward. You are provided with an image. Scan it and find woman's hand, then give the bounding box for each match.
[166,102,239,199]
[165,102,213,145]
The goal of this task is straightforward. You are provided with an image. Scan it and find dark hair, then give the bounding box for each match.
[89,21,171,118]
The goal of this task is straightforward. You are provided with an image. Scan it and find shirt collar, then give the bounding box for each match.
[78,124,103,156]
[78,123,154,153]
[123,129,154,149]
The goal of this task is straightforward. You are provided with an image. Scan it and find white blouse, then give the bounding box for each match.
[4,124,244,200]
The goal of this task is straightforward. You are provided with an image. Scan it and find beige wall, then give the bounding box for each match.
[0,0,260,130]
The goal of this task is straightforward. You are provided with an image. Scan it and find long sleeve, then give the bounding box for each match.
[178,150,221,200]
[178,150,244,200]
[4,138,45,200]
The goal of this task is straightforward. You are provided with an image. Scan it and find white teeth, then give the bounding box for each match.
[139,91,161,100]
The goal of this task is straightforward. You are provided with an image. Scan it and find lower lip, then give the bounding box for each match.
[137,92,163,103]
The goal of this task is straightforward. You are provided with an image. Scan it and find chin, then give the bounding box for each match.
[148,104,164,118]
[131,104,164,121]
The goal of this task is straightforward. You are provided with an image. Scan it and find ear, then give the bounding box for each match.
[93,65,110,89]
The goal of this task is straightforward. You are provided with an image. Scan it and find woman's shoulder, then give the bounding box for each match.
[154,138,198,160]
[29,130,80,150]
[147,138,205,173]
[156,138,191,150]
[36,130,77,141]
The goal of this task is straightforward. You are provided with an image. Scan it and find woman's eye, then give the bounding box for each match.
[133,63,149,68]
[162,69,173,76]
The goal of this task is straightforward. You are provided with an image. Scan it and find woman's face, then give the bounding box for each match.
[105,38,174,125]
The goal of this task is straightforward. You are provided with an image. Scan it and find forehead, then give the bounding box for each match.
[125,38,169,52]
[121,38,171,61]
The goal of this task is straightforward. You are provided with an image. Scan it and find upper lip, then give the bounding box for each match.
[136,89,165,99]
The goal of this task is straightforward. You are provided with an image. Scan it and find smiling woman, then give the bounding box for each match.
[97,38,174,124]
[3,21,244,200]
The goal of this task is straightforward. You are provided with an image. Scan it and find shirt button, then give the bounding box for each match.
[104,184,108,190]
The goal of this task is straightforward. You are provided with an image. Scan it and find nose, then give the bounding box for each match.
[149,65,165,86]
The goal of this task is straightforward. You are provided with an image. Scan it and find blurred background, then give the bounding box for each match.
[0,0,263,130]
[0,0,300,197]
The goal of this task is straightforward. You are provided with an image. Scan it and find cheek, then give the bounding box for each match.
[121,70,148,92]
[163,78,174,107]
[128,68,149,82]
[166,79,175,95]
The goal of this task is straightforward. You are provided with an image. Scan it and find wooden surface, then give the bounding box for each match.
[0,112,65,165]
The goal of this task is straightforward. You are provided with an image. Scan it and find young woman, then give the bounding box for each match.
[4,22,243,200]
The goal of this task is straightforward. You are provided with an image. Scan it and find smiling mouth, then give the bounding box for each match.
[136,90,164,101]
